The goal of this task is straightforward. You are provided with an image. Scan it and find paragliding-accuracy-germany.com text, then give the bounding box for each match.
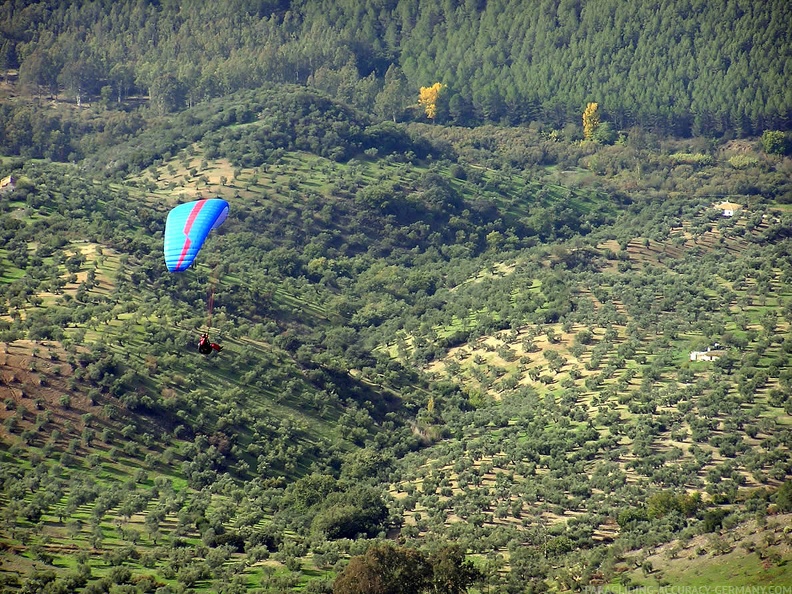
[582,585,792,594]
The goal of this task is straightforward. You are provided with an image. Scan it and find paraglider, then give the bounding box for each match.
[198,332,223,354]
[164,198,230,354]
[164,198,229,272]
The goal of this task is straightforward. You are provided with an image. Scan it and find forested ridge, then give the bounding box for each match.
[0,1,792,593]
[1,0,791,139]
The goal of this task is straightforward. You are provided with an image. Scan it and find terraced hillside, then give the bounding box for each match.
[1,87,791,592]
[382,201,792,589]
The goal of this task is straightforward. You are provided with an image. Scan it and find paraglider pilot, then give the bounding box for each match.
[198,332,223,354]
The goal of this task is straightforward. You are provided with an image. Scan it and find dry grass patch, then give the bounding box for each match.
[622,513,792,587]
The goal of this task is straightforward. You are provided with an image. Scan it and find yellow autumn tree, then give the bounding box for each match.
[418,82,444,120]
[582,102,600,141]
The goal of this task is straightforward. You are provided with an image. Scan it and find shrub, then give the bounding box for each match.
[761,130,792,155]
[669,152,714,166]
[728,154,759,169]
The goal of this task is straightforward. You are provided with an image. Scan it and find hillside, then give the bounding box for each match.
[1,85,792,593]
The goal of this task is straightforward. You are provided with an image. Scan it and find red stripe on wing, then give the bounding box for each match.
[174,200,207,271]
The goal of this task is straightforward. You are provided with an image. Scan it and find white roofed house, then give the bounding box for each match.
[716,201,743,217]
[689,345,726,362]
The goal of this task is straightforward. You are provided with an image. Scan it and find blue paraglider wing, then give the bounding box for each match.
[164,199,229,272]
